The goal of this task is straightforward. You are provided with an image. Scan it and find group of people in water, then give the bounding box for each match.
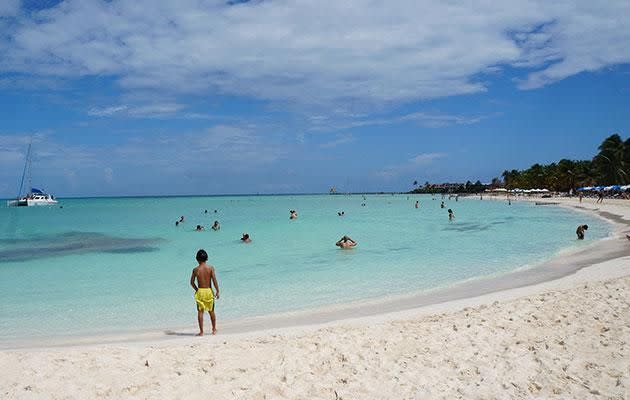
[187,194,625,336]
[415,199,455,221]
[187,196,461,335]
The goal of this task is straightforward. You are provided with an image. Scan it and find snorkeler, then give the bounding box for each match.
[212,220,220,231]
[448,209,455,221]
[241,233,252,243]
[336,235,357,249]
[576,225,588,240]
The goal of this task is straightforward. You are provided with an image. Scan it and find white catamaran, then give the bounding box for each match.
[7,141,58,207]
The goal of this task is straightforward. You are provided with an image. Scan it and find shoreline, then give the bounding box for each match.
[2,197,629,350]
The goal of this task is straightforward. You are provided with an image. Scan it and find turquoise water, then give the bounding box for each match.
[0,195,610,341]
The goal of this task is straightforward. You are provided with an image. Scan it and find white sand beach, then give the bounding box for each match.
[1,197,629,399]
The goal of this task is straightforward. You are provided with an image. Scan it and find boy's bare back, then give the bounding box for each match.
[192,264,215,289]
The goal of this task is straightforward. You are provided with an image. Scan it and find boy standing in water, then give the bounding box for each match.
[190,249,220,336]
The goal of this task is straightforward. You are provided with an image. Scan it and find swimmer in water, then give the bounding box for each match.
[336,235,357,249]
[180,216,185,223]
[448,209,455,221]
[241,233,252,243]
[440,201,445,209]
[415,201,419,209]
[175,221,180,226]
[211,220,220,231]
[196,225,205,231]
[289,210,298,220]
[576,224,588,240]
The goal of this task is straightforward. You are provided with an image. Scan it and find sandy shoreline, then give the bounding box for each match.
[1,197,629,399]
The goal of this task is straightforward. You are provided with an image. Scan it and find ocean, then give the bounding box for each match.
[0,194,610,341]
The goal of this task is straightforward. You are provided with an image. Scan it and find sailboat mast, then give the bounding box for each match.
[27,145,32,194]
[17,142,32,198]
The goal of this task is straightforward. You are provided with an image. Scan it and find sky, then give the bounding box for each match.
[0,0,629,197]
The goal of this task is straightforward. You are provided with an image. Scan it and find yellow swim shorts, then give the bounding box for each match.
[194,288,214,312]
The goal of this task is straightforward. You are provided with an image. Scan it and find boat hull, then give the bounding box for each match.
[7,198,58,207]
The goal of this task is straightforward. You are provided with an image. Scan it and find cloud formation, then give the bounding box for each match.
[0,124,291,196]
[375,152,446,179]
[87,103,185,118]
[320,133,355,149]
[1,0,628,109]
[0,0,20,18]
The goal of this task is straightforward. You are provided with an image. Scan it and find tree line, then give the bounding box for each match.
[501,134,629,191]
[410,134,629,194]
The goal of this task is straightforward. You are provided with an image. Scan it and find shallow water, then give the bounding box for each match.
[0,194,609,341]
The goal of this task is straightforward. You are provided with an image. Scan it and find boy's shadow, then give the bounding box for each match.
[163,330,197,337]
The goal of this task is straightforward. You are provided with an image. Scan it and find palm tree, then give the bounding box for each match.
[593,134,627,184]
[557,159,576,191]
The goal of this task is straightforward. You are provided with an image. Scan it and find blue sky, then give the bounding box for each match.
[1,0,629,197]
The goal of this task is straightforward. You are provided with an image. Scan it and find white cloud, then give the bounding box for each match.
[87,105,128,117]
[320,133,355,148]
[409,152,446,165]
[375,152,446,178]
[0,0,20,18]
[306,110,491,133]
[87,103,184,117]
[0,124,291,197]
[1,0,628,109]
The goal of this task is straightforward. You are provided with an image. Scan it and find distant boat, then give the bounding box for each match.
[7,141,58,207]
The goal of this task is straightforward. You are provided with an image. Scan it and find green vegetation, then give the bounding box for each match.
[410,134,629,194]
[501,134,629,191]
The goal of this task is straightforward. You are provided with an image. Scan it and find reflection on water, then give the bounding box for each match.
[0,232,162,262]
